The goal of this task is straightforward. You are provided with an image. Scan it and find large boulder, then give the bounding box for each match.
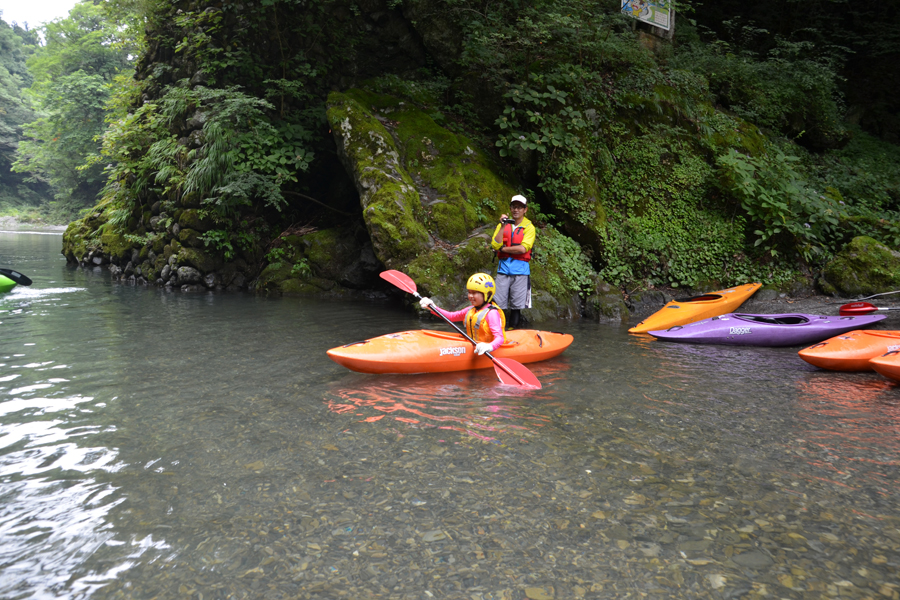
[326,86,601,316]
[326,90,432,268]
[821,236,900,296]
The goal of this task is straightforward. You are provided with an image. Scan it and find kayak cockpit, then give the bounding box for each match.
[732,314,810,325]
[672,294,722,304]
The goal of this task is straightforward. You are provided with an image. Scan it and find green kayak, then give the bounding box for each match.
[0,274,17,293]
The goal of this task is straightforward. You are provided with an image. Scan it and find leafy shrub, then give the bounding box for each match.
[717,146,843,260]
[672,37,848,150]
[533,224,596,298]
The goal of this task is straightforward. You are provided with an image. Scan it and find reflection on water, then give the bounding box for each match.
[2,230,899,599]
[795,374,900,495]
[324,367,570,441]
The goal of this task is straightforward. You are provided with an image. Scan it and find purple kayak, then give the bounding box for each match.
[649,313,887,346]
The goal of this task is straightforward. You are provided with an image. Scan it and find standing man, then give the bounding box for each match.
[491,194,536,329]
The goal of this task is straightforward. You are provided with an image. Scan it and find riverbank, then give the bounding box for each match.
[0,215,69,231]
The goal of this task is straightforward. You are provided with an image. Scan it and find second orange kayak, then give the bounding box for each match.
[327,329,573,374]
[629,283,762,334]
[869,350,900,381]
[798,330,900,371]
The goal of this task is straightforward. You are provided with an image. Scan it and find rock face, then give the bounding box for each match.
[821,236,900,296]
[585,279,630,322]
[61,213,250,291]
[323,87,614,318]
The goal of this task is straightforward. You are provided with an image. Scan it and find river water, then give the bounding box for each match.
[1,229,898,600]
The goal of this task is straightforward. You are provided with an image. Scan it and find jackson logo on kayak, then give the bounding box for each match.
[439,347,467,357]
[729,327,752,335]
[889,345,900,352]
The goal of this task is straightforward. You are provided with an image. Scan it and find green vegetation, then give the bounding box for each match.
[9,0,900,302]
[2,2,135,222]
[0,18,43,214]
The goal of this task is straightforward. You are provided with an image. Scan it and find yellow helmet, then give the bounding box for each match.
[467,273,496,303]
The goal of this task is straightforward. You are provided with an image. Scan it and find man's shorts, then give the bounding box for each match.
[495,273,531,310]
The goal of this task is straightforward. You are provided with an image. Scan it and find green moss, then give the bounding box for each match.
[99,225,135,262]
[279,277,338,295]
[691,110,768,156]
[388,96,516,243]
[823,236,900,295]
[405,251,461,303]
[178,209,213,232]
[326,91,431,265]
[176,248,219,273]
[178,228,201,248]
[152,235,167,254]
[451,235,495,274]
[62,212,107,262]
[304,229,359,280]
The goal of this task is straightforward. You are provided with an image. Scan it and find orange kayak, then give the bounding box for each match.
[798,330,900,371]
[869,351,900,382]
[629,283,762,334]
[327,329,573,374]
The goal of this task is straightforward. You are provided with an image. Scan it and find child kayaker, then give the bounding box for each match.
[419,273,506,355]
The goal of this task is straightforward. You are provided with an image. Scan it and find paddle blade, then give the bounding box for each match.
[0,268,32,286]
[492,357,542,389]
[380,270,418,296]
[840,302,878,316]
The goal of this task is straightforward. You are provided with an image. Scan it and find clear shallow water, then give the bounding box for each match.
[1,230,898,599]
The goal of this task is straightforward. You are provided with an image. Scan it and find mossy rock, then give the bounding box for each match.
[257,259,298,293]
[98,225,135,263]
[822,236,900,296]
[151,235,167,254]
[703,112,767,156]
[528,290,582,322]
[326,91,432,266]
[584,279,628,322]
[280,277,342,296]
[304,228,360,281]
[178,228,202,248]
[176,248,220,273]
[348,88,516,244]
[178,209,214,232]
[62,212,107,263]
[405,251,462,307]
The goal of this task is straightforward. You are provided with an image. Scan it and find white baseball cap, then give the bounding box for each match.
[511,194,527,205]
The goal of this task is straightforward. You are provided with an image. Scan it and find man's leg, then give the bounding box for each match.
[494,273,512,309]
[507,275,529,329]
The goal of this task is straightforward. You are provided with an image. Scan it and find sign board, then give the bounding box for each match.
[622,0,672,31]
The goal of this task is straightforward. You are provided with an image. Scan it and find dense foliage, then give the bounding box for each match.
[689,0,900,142]
[0,18,44,212]
[9,0,900,297]
[10,2,136,220]
[444,0,899,288]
